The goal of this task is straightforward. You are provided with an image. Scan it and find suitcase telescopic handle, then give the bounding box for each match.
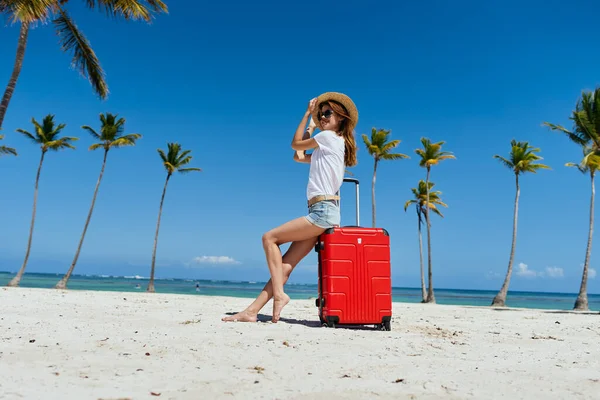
[342,177,360,226]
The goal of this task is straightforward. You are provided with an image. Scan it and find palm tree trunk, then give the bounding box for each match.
[417,207,426,302]
[0,23,29,131]
[491,173,520,307]
[372,158,378,227]
[7,150,45,287]
[424,167,435,303]
[55,150,109,289]
[574,171,594,310]
[147,173,171,293]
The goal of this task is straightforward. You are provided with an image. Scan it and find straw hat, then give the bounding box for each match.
[312,92,358,130]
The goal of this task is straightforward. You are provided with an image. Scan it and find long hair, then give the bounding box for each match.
[320,100,357,167]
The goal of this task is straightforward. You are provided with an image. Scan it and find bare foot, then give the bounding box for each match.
[272,294,290,323]
[222,310,257,322]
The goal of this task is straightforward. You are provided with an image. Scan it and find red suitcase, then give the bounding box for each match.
[315,178,392,331]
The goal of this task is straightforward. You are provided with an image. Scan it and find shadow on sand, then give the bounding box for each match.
[542,310,599,316]
[489,307,599,315]
[222,312,386,330]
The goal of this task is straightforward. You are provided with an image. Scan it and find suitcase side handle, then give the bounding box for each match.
[341,177,359,226]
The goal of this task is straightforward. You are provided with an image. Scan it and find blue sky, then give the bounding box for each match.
[0,0,599,294]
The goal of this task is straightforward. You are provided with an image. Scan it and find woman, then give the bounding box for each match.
[222,92,358,323]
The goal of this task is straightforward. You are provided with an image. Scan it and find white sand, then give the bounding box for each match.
[0,287,599,400]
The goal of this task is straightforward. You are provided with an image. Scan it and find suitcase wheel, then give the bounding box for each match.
[323,316,338,329]
[379,318,391,331]
[323,321,336,329]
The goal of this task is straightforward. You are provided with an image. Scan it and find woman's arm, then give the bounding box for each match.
[291,98,319,151]
[294,116,317,162]
[293,152,311,163]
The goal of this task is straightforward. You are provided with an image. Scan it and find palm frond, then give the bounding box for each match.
[437,154,456,161]
[523,163,551,173]
[380,139,400,153]
[176,150,191,163]
[81,125,100,139]
[45,136,78,151]
[425,198,447,209]
[1,0,58,24]
[361,134,374,155]
[429,205,444,218]
[122,133,141,141]
[31,118,47,142]
[88,0,168,22]
[0,134,17,156]
[176,156,192,167]
[16,128,37,144]
[60,135,78,144]
[543,122,588,147]
[0,145,17,156]
[110,136,138,148]
[157,148,167,163]
[493,155,514,169]
[381,152,409,160]
[89,142,104,151]
[53,8,108,99]
[50,123,67,139]
[572,111,595,142]
[178,167,201,174]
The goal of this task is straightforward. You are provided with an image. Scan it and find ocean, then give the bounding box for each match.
[0,271,598,311]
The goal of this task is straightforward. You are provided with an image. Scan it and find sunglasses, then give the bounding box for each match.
[320,109,334,119]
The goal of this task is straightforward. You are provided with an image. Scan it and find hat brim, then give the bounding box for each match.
[311,92,358,130]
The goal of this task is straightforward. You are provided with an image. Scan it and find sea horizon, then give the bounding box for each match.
[1,271,598,312]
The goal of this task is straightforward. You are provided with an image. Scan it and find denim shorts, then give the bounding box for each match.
[305,200,341,229]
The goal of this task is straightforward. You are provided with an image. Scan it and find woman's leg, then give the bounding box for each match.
[222,236,317,322]
[262,217,326,322]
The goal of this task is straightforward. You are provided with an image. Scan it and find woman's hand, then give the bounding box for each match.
[306,97,318,114]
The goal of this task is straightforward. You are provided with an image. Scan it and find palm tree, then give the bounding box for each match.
[7,114,77,287]
[362,128,409,227]
[147,142,201,293]
[0,134,17,156]
[414,137,455,303]
[404,180,447,302]
[563,148,600,311]
[490,140,550,307]
[55,113,141,289]
[543,87,600,310]
[0,0,168,130]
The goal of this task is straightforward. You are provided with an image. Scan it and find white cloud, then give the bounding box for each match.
[516,263,538,277]
[544,266,564,278]
[192,256,241,265]
[589,268,597,279]
[514,263,564,279]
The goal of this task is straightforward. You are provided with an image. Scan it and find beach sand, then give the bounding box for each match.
[1,287,598,399]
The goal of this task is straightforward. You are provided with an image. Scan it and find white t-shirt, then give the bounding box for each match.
[306,130,345,200]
